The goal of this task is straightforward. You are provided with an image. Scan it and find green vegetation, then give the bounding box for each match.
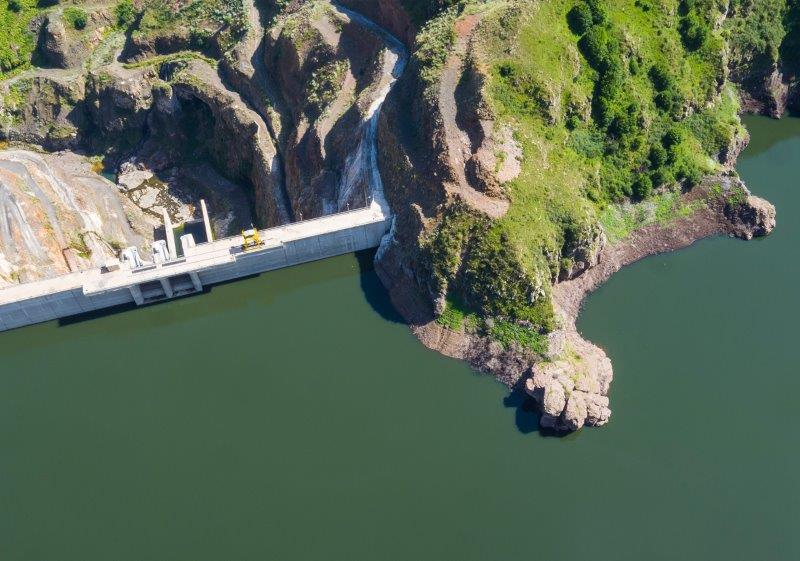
[401,0,463,25]
[413,0,758,346]
[308,60,348,114]
[436,296,477,330]
[121,51,217,70]
[114,0,137,28]
[414,8,457,97]
[63,6,88,30]
[132,0,249,53]
[69,233,92,259]
[0,0,40,76]
[599,190,705,242]
[726,0,787,66]
[489,319,548,355]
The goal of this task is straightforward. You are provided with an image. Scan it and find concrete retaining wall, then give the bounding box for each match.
[0,214,390,332]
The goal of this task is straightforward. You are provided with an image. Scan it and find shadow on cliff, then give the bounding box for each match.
[355,250,405,324]
[503,388,569,438]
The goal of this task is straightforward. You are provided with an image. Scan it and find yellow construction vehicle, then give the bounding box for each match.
[241,227,265,251]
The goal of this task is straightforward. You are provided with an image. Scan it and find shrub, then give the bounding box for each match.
[578,25,615,70]
[585,0,607,24]
[663,128,683,147]
[648,64,674,91]
[655,90,682,116]
[680,11,709,51]
[569,128,604,158]
[601,158,634,200]
[567,2,593,35]
[648,144,668,168]
[495,61,550,118]
[8,0,21,12]
[489,320,548,355]
[63,7,88,30]
[114,0,136,28]
[608,103,638,138]
[633,174,653,199]
[651,166,674,187]
[674,157,703,186]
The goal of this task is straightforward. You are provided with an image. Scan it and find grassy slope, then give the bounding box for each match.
[424,0,752,346]
[482,0,742,265]
[0,0,41,78]
[133,0,248,53]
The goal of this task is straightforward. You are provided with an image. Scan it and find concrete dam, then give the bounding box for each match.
[0,3,407,333]
[0,200,392,332]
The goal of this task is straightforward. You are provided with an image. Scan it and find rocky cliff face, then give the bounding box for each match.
[725,0,800,117]
[337,0,418,46]
[264,2,387,216]
[38,7,113,70]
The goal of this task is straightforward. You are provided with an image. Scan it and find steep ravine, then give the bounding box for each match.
[0,0,410,282]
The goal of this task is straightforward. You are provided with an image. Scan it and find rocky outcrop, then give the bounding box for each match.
[83,67,156,157]
[167,60,289,226]
[731,55,789,118]
[725,191,777,240]
[375,12,529,326]
[4,0,411,232]
[337,0,417,47]
[0,73,87,150]
[559,220,606,281]
[39,17,73,69]
[719,127,750,169]
[38,9,113,70]
[524,332,613,430]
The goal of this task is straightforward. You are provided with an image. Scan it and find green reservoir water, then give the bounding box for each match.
[1,115,798,560]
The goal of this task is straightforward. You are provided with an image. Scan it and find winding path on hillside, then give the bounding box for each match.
[439,14,509,219]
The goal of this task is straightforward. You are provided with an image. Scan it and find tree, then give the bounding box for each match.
[567,3,593,35]
[648,145,668,168]
[585,0,608,24]
[115,0,137,28]
[680,12,709,51]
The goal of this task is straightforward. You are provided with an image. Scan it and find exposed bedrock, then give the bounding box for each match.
[164,60,289,227]
[0,149,152,286]
[525,331,613,431]
[2,0,414,238]
[0,73,87,150]
[38,8,113,70]
[730,53,790,118]
[263,3,388,217]
[336,0,418,47]
[541,178,775,430]
[2,60,290,228]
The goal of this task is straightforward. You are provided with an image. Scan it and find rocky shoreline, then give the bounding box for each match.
[376,175,776,432]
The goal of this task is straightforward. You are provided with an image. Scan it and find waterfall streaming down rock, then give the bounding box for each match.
[333,3,408,213]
